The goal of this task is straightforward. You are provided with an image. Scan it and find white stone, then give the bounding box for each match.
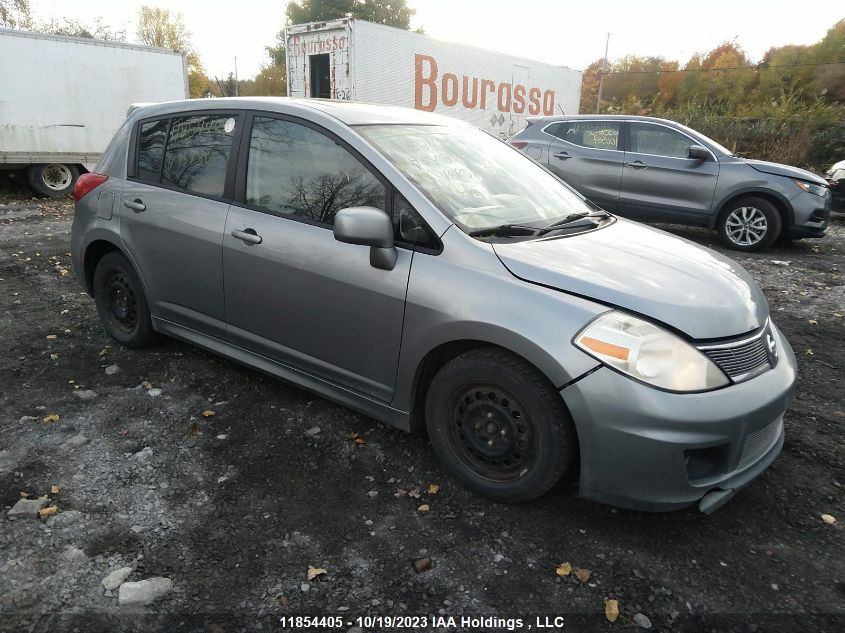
[7,497,48,519]
[633,613,652,629]
[118,577,173,606]
[102,567,134,591]
[105,364,120,375]
[73,390,97,401]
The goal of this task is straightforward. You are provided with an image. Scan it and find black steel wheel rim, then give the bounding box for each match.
[106,271,139,333]
[448,383,536,481]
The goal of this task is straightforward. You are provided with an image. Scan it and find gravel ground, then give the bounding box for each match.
[1,177,843,633]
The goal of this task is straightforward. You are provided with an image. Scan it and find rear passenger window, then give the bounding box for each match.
[137,119,169,182]
[551,121,620,151]
[161,114,238,197]
[246,117,386,226]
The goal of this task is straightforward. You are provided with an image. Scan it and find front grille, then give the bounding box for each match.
[738,417,783,470]
[701,335,771,381]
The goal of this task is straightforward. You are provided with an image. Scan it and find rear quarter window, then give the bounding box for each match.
[137,119,169,182]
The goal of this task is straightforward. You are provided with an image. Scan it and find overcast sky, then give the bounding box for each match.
[29,0,841,79]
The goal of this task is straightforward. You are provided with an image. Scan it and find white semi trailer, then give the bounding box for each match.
[0,29,188,196]
[286,19,582,138]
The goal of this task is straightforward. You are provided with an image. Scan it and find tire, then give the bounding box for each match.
[425,348,576,503]
[27,163,79,197]
[93,252,159,348]
[717,196,782,252]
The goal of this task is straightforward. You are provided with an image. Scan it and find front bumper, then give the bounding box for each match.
[561,323,797,512]
[785,190,831,238]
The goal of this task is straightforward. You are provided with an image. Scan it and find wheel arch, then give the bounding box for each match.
[711,189,794,232]
[82,238,149,301]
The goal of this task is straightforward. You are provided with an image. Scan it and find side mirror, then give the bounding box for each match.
[688,144,710,161]
[333,206,397,271]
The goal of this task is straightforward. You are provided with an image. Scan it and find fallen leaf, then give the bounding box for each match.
[42,413,60,423]
[201,410,215,417]
[834,313,843,318]
[574,568,592,583]
[556,562,572,577]
[413,557,432,573]
[46,335,57,340]
[418,504,430,513]
[98,347,109,356]
[190,422,201,435]
[354,437,364,445]
[60,309,69,315]
[38,506,58,519]
[808,319,818,325]
[307,566,327,581]
[821,514,837,525]
[605,598,619,623]
[51,485,60,495]
[394,489,408,497]
[806,349,814,355]
[277,595,289,607]
[141,381,153,389]
[427,483,440,495]
[408,488,421,499]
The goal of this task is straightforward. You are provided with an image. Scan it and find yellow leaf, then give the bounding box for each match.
[574,568,592,583]
[43,413,60,423]
[349,432,359,439]
[821,514,837,525]
[51,485,60,495]
[99,347,109,356]
[418,504,430,513]
[39,506,58,519]
[833,313,843,318]
[354,438,364,445]
[428,483,440,495]
[307,566,327,581]
[201,410,215,417]
[556,562,572,576]
[605,598,619,623]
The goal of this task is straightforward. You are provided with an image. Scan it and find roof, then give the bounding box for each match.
[129,97,463,127]
[526,114,680,124]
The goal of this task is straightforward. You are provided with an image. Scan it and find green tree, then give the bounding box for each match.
[136,6,208,98]
[285,0,414,28]
[0,0,32,28]
[38,17,126,41]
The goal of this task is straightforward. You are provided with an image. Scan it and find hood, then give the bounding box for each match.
[744,159,827,185]
[492,219,768,340]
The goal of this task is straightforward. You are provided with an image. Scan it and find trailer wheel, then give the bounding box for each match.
[27,163,79,197]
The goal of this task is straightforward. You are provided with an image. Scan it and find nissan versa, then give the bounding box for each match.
[71,98,797,513]
[509,115,832,251]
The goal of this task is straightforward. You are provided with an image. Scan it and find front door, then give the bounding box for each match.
[619,121,720,223]
[120,113,240,338]
[545,120,624,212]
[223,115,411,402]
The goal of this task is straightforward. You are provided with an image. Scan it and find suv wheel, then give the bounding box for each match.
[717,196,781,252]
[425,348,576,503]
[93,252,159,348]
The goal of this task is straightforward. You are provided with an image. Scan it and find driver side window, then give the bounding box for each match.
[628,123,693,158]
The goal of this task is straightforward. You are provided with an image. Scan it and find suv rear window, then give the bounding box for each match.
[549,121,620,151]
[161,114,238,197]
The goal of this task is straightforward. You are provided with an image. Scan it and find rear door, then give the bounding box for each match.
[619,121,719,223]
[222,114,412,402]
[120,112,240,339]
[545,120,624,212]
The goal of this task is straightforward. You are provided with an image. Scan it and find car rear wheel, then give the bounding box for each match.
[27,163,79,197]
[93,252,159,348]
[425,348,576,503]
[717,196,781,252]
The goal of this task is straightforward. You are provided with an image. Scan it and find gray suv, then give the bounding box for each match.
[509,115,831,251]
[71,99,797,512]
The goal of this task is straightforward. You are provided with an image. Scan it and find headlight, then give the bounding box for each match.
[794,179,828,197]
[574,311,729,392]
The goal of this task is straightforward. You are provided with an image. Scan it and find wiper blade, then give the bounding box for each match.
[467,224,540,237]
[537,211,608,235]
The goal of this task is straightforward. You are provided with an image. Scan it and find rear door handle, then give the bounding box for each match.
[553,151,571,159]
[231,228,262,245]
[625,161,648,169]
[124,199,146,212]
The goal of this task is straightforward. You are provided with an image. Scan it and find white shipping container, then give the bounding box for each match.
[286,19,581,137]
[0,28,187,195]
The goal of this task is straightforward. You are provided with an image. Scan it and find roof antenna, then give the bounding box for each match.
[557,104,565,115]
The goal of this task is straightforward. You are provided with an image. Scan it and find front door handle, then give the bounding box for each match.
[124,199,146,212]
[625,160,648,169]
[553,151,571,159]
[231,228,262,245]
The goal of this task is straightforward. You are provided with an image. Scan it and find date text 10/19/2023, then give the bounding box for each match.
[278,615,570,630]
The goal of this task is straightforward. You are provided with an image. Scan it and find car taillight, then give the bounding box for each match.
[73,173,108,202]
[510,141,528,149]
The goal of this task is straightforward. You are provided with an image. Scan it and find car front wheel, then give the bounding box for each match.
[717,196,782,252]
[425,348,576,503]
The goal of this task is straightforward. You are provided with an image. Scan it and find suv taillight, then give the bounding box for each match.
[510,141,528,149]
[73,173,108,202]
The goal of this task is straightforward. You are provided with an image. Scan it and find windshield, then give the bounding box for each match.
[358,125,594,232]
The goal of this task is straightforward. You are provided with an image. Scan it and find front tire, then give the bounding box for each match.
[717,196,781,252]
[93,252,159,348]
[425,348,576,503]
[27,163,79,197]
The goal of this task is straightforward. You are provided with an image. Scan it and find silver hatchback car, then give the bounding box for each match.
[71,98,797,512]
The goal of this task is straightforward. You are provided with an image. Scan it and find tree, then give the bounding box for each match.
[0,0,32,29]
[136,5,208,98]
[285,0,414,29]
[38,17,126,41]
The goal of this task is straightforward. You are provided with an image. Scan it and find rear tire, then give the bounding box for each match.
[93,252,159,348]
[425,348,576,503]
[717,196,781,252]
[27,163,79,197]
